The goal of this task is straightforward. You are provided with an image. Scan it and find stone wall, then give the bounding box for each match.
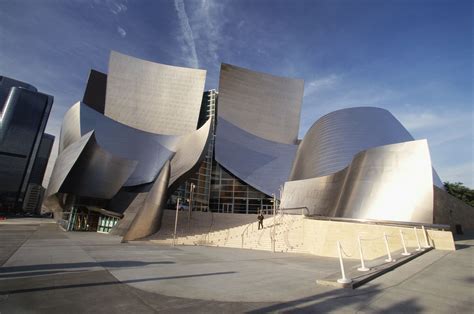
[433,186,474,231]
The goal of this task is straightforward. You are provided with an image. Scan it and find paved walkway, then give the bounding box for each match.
[0,219,472,313]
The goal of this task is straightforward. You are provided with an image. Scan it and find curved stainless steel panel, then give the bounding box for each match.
[282,140,434,224]
[78,103,176,186]
[122,160,170,241]
[215,117,297,196]
[218,63,304,144]
[59,102,175,186]
[59,102,82,152]
[59,102,213,187]
[47,131,137,199]
[105,51,206,135]
[290,107,415,181]
[82,69,106,114]
[169,118,212,188]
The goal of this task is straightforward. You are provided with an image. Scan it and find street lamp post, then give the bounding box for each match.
[173,198,180,246]
[272,193,276,253]
[188,183,195,224]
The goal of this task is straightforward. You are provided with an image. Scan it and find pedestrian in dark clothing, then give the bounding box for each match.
[258,212,264,230]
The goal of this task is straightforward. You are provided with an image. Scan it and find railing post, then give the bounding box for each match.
[400,229,411,256]
[422,225,431,248]
[414,227,422,251]
[357,235,370,271]
[336,241,352,284]
[384,232,395,262]
[272,193,276,253]
[173,198,180,246]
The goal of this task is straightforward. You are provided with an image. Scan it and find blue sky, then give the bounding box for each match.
[0,0,472,187]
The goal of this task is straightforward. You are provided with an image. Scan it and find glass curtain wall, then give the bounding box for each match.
[169,90,273,214]
[209,162,273,214]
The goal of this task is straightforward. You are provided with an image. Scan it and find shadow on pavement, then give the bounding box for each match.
[248,283,423,313]
[0,271,237,295]
[0,260,174,274]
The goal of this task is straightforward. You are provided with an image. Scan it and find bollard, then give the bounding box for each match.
[414,227,422,251]
[383,233,395,262]
[421,225,431,248]
[400,230,411,256]
[357,235,370,272]
[336,241,352,284]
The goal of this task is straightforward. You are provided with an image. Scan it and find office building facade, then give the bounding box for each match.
[0,76,54,212]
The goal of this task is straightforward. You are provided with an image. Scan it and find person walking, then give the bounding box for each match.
[257,212,264,230]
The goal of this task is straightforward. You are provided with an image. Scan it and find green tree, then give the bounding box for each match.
[443,182,474,207]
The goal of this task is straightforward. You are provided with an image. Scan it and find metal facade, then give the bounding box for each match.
[46,52,446,235]
[282,140,434,223]
[217,63,304,144]
[46,52,211,239]
[289,107,415,180]
[105,51,206,135]
[215,117,296,196]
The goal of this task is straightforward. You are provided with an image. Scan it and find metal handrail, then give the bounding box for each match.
[197,209,214,245]
[305,216,450,231]
[240,221,256,248]
[279,207,310,216]
[282,214,303,250]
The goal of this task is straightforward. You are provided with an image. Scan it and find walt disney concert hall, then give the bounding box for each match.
[46,51,452,241]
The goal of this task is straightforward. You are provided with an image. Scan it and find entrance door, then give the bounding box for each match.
[261,205,273,215]
[220,203,233,214]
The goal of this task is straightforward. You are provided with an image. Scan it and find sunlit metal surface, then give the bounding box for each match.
[105,51,206,135]
[122,161,170,241]
[214,63,303,196]
[169,119,212,189]
[46,131,137,199]
[282,140,434,224]
[57,102,211,188]
[215,117,296,196]
[60,102,175,186]
[217,63,304,145]
[47,51,212,238]
[289,107,443,188]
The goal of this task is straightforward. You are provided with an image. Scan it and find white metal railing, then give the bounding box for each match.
[351,226,430,275]
[336,241,353,284]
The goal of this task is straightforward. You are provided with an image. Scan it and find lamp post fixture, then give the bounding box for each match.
[188,183,196,223]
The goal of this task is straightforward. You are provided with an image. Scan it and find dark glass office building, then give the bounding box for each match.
[0,76,54,212]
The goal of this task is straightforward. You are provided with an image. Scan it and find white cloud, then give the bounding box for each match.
[109,2,127,15]
[117,26,126,38]
[92,0,128,15]
[395,111,471,131]
[304,74,340,96]
[189,0,225,66]
[174,0,199,68]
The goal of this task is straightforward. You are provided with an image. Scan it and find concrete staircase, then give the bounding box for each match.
[147,210,455,261]
[150,210,309,253]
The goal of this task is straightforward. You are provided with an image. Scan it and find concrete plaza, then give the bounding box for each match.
[0,218,472,313]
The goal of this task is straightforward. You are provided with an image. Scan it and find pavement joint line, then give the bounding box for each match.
[0,230,36,268]
[369,249,451,291]
[357,250,454,311]
[113,278,160,313]
[0,269,93,280]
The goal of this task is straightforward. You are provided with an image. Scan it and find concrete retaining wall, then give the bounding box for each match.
[149,211,455,261]
[433,186,474,231]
